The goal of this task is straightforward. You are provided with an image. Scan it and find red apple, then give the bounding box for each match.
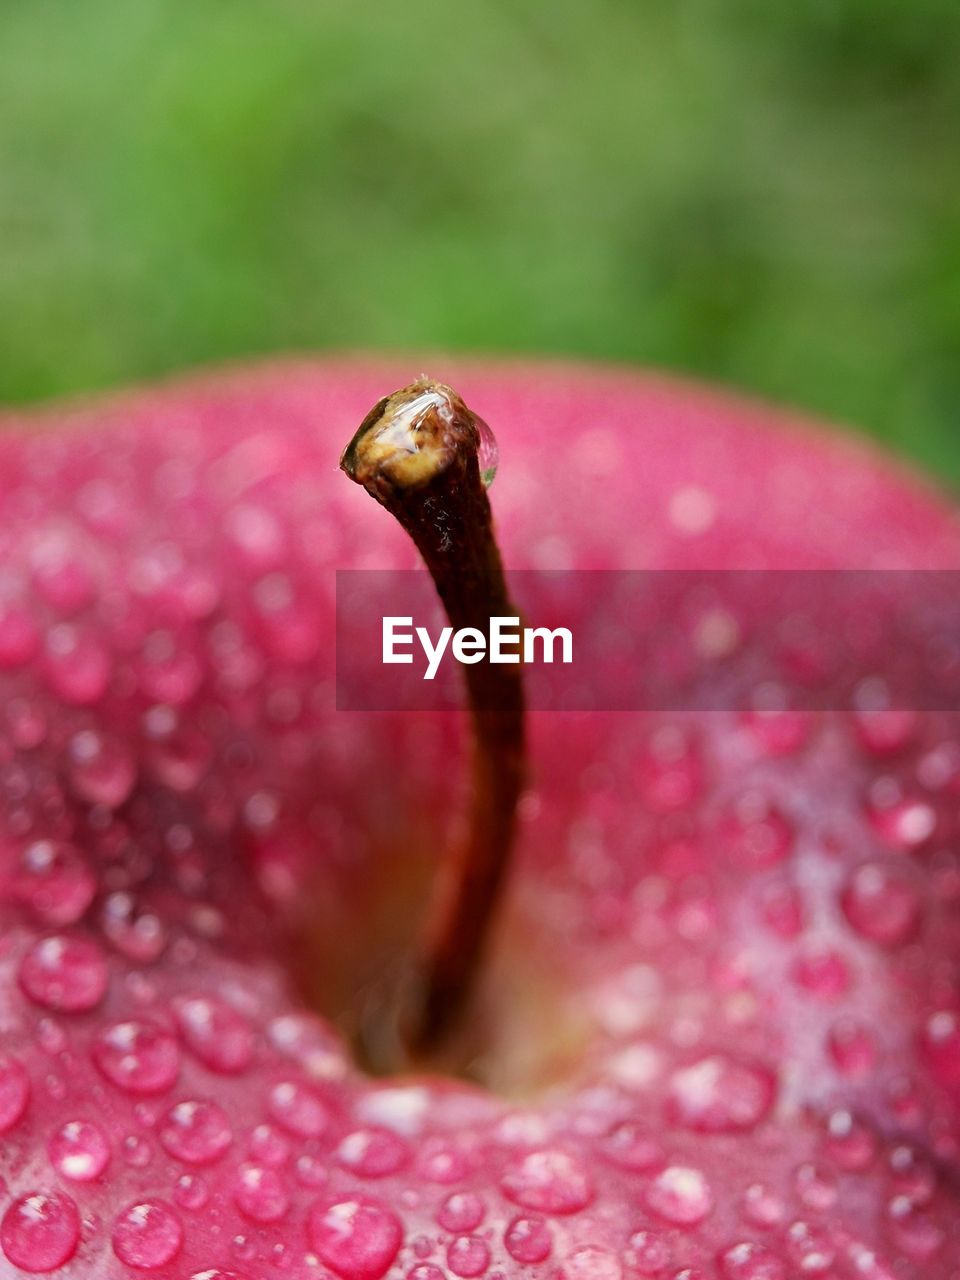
[0,357,958,1278]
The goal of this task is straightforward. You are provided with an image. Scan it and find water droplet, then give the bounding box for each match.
[666,1055,776,1133]
[758,884,805,939]
[920,1010,960,1087]
[159,1099,232,1165]
[889,1145,937,1205]
[793,1163,837,1210]
[409,1267,445,1280]
[66,730,136,807]
[718,793,794,870]
[11,840,96,926]
[740,1182,784,1227]
[337,1126,409,1177]
[600,1121,663,1171]
[447,1234,491,1278]
[44,625,111,705]
[840,863,921,946]
[102,892,167,963]
[785,1220,836,1275]
[248,1123,290,1167]
[48,1120,110,1181]
[637,726,703,812]
[234,1164,290,1223]
[437,1192,485,1233]
[0,605,39,668]
[827,1018,877,1077]
[741,710,811,756]
[173,1173,209,1211]
[93,1020,180,1094]
[887,1198,945,1260]
[564,1245,622,1280]
[644,1166,713,1225]
[267,1079,331,1137]
[19,934,108,1012]
[172,996,254,1073]
[821,1109,876,1171]
[190,1273,248,1280]
[112,1201,183,1269]
[308,1195,403,1280]
[791,945,850,1000]
[719,1241,787,1280]
[504,1215,552,1264]
[626,1229,672,1276]
[500,1149,594,1214]
[866,784,936,850]
[1,1191,80,1271]
[476,414,498,488]
[0,1055,30,1133]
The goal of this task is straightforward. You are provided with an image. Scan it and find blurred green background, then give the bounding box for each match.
[1,0,958,480]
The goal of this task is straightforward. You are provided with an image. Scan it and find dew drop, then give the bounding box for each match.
[827,1018,877,1078]
[564,1245,623,1280]
[248,1123,290,1167]
[666,1055,776,1133]
[644,1166,713,1226]
[173,996,254,1073]
[504,1215,552,1264]
[740,1182,784,1228]
[66,730,136,808]
[19,934,108,1012]
[308,1195,403,1280]
[500,1149,594,1214]
[718,793,794,870]
[437,1192,485,1233]
[785,1220,836,1275]
[337,1126,409,1177]
[93,1020,180,1094]
[44,625,111,705]
[627,1229,672,1276]
[866,785,936,850]
[48,1120,110,1181]
[11,840,96,926]
[791,945,850,1000]
[718,1241,787,1280]
[1,1191,80,1272]
[636,726,703,812]
[887,1198,944,1260]
[821,1109,876,1171]
[159,1099,232,1165]
[920,1010,960,1087]
[446,1234,491,1278]
[234,1163,290,1223]
[267,1079,331,1137]
[793,1163,837,1210]
[840,863,921,947]
[600,1121,663,1171]
[190,1272,248,1280]
[758,884,805,939]
[174,1173,209,1211]
[0,605,39,668]
[476,413,498,488]
[112,1200,183,1269]
[0,1055,30,1133]
[102,892,167,963]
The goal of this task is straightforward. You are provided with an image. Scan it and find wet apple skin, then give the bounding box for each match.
[0,357,958,1275]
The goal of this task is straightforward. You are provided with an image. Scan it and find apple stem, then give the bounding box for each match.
[341,377,526,1063]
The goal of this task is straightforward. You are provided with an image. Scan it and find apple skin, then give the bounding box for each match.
[0,357,959,1278]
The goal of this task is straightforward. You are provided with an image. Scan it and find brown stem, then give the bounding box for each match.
[341,377,526,1062]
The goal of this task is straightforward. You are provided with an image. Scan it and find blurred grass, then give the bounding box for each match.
[0,0,958,481]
